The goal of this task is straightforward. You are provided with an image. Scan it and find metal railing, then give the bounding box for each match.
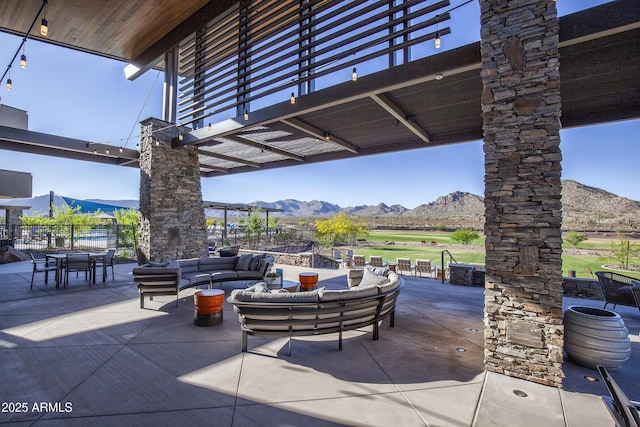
[0,224,137,253]
[440,249,459,284]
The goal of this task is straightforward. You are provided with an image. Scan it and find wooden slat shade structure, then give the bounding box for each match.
[0,0,638,178]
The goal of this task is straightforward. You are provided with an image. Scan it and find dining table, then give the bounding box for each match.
[45,252,108,288]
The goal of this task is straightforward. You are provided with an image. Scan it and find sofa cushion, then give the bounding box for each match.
[210,271,238,281]
[236,253,253,271]
[228,287,324,303]
[178,258,199,273]
[377,273,401,294]
[319,285,379,302]
[198,256,237,272]
[236,270,265,280]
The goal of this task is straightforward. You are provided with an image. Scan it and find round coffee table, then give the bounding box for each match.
[194,289,224,326]
[281,280,299,293]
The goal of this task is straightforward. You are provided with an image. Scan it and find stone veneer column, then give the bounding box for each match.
[138,118,207,264]
[479,0,564,387]
[6,209,23,227]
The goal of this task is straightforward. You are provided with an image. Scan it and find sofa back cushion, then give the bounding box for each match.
[319,285,379,302]
[198,256,237,272]
[177,258,199,273]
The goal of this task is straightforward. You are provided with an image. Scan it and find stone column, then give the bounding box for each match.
[480,0,564,387]
[6,209,23,227]
[138,118,207,264]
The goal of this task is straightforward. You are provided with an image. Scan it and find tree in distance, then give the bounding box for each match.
[564,230,588,248]
[450,228,479,245]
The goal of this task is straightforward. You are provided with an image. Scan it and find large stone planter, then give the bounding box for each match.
[564,305,631,370]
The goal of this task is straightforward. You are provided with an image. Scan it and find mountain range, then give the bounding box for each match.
[4,180,639,228]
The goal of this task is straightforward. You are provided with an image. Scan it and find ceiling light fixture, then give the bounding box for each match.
[435,73,443,80]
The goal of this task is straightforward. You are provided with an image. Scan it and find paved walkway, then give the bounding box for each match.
[0,260,638,426]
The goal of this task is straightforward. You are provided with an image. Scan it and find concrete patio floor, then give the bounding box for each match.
[1,260,638,426]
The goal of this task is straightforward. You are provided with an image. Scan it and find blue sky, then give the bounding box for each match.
[1,0,637,209]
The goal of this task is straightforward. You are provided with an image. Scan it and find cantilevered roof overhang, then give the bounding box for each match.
[0,1,638,177]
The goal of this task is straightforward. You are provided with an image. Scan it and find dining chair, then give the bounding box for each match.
[95,249,116,281]
[29,253,58,290]
[65,253,92,287]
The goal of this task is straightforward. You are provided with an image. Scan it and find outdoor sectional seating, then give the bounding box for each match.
[227,267,402,354]
[133,253,274,308]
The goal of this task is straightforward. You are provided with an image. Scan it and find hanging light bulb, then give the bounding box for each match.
[435,14,441,49]
[40,1,49,37]
[41,18,48,36]
[20,54,27,68]
[244,109,249,121]
[208,123,212,131]
[105,148,110,155]
[352,66,357,81]
[6,78,12,91]
[290,91,296,104]
[156,139,160,146]
[119,147,123,153]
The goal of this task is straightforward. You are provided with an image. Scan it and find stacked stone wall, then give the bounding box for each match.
[480,0,564,387]
[138,118,207,263]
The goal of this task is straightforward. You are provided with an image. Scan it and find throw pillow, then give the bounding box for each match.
[160,258,180,268]
[147,262,169,268]
[249,254,261,271]
[236,253,253,271]
[358,267,389,288]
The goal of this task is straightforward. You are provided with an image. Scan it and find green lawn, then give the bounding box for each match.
[349,230,640,279]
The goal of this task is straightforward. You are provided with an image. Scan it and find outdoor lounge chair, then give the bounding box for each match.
[352,254,366,267]
[396,258,414,276]
[415,259,433,278]
[369,256,384,268]
[29,253,58,289]
[595,271,639,311]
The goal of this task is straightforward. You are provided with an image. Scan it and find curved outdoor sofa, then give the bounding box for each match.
[227,268,402,354]
[133,253,274,308]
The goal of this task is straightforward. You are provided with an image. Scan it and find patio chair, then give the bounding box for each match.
[415,259,432,278]
[597,365,640,427]
[369,256,384,268]
[352,254,366,267]
[95,249,116,281]
[333,249,348,268]
[396,258,414,276]
[595,271,639,311]
[65,253,92,287]
[29,253,58,290]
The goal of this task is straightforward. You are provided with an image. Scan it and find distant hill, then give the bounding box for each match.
[561,180,640,229]
[4,181,638,229]
[404,191,484,218]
